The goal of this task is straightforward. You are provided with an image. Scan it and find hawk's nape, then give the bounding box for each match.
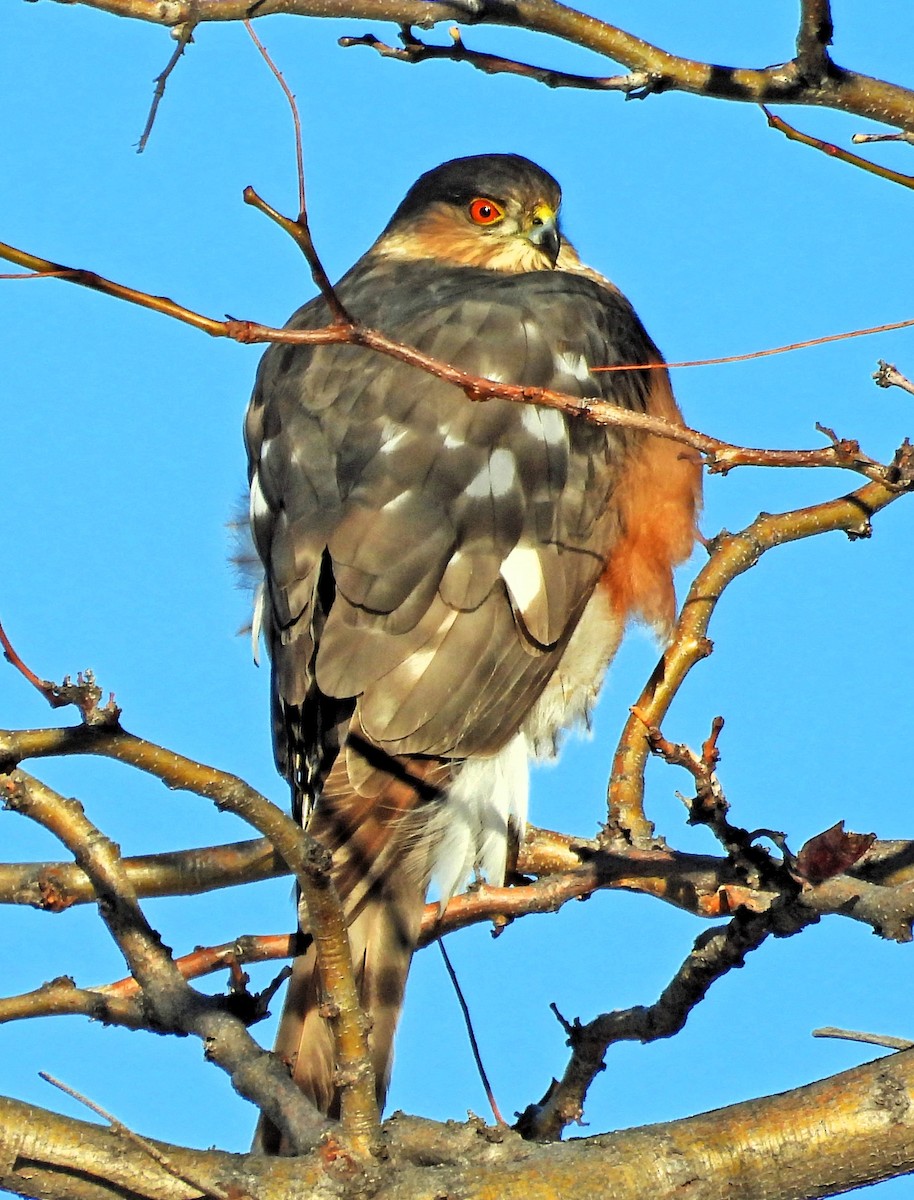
[245,153,701,1151]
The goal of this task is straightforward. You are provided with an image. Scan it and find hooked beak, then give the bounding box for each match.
[528,208,561,268]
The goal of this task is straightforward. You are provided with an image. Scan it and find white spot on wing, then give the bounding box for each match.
[465,464,491,499]
[381,490,411,513]
[520,404,567,447]
[488,448,516,497]
[250,582,265,667]
[555,349,592,383]
[379,428,409,455]
[250,472,270,523]
[500,543,545,612]
[465,450,517,500]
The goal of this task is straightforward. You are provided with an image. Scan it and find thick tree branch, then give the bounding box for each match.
[520,907,785,1138]
[0,768,328,1154]
[3,1047,914,1199]
[607,446,914,846]
[0,838,283,909]
[54,0,914,132]
[0,721,380,1150]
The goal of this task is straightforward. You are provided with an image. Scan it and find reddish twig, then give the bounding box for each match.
[101,933,295,997]
[0,233,902,483]
[0,270,78,280]
[0,620,119,725]
[593,315,914,373]
[242,28,350,325]
[762,106,914,189]
[0,618,55,702]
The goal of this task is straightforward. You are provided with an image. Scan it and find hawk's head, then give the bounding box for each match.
[376,154,564,273]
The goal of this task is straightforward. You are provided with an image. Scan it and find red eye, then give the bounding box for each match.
[468,197,505,225]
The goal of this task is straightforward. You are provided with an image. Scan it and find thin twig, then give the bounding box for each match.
[340,26,659,97]
[137,23,195,154]
[0,270,78,280]
[813,1027,914,1051]
[242,185,352,324]
[762,106,914,189]
[437,939,506,1126]
[593,316,914,374]
[101,934,295,997]
[852,130,914,146]
[242,28,350,324]
[0,234,903,483]
[244,19,306,217]
[0,618,55,702]
[40,1072,232,1200]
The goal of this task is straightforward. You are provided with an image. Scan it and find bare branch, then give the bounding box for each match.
[874,360,914,397]
[340,26,658,95]
[45,0,914,133]
[0,721,379,1150]
[137,22,194,153]
[518,908,794,1139]
[0,838,284,909]
[0,768,328,1152]
[813,1027,914,1051]
[1,234,907,485]
[437,939,506,1125]
[40,1073,232,1200]
[607,446,914,846]
[763,105,914,189]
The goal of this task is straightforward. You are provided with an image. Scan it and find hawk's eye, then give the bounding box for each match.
[468,198,505,226]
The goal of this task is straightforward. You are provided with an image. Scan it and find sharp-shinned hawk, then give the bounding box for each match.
[245,154,701,1149]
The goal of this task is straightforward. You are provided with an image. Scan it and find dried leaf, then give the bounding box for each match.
[795,821,875,884]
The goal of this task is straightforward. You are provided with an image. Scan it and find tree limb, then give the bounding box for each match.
[3,1047,914,1199]
[53,0,914,132]
[607,445,914,845]
[0,235,902,484]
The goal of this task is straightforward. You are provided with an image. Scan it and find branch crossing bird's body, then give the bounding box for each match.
[245,155,700,1149]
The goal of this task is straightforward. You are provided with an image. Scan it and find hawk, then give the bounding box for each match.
[245,154,700,1148]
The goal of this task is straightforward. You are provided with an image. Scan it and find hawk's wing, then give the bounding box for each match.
[246,259,658,781]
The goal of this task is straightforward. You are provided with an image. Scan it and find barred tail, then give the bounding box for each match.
[254,750,448,1153]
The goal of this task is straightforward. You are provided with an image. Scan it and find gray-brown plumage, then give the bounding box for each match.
[246,154,700,1150]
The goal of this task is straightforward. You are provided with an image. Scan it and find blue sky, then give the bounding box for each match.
[2,3,913,1192]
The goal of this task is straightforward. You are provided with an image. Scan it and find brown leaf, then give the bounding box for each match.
[795,821,875,884]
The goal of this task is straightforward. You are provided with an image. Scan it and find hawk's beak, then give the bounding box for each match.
[528,208,561,268]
